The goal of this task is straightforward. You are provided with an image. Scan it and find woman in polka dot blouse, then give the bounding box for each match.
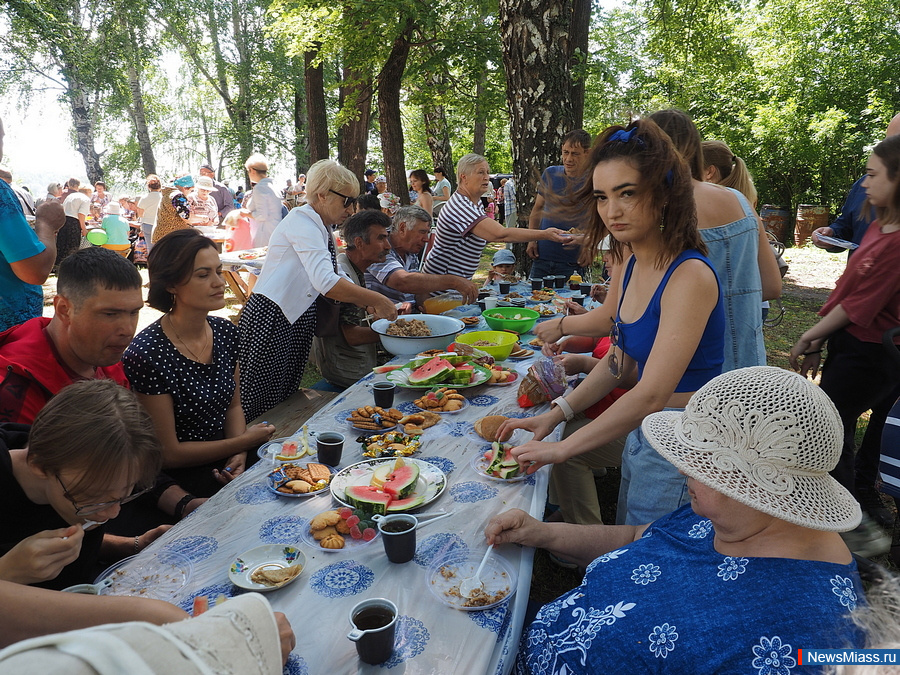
[123,229,275,500]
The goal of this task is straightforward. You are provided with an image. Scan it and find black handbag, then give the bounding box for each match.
[314,295,342,337]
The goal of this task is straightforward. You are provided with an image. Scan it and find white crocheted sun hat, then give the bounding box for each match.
[642,366,862,532]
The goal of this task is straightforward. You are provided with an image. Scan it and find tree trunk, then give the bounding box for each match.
[377,23,413,203]
[422,74,455,186]
[499,0,577,221]
[124,60,156,176]
[305,47,329,165]
[293,81,308,176]
[568,0,591,129]
[473,79,487,156]
[337,66,373,189]
[67,77,104,184]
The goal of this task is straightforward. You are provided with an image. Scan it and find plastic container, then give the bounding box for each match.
[422,291,464,315]
[454,330,518,360]
[481,306,539,334]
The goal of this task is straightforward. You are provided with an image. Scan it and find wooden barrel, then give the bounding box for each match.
[795,205,829,247]
[760,205,791,244]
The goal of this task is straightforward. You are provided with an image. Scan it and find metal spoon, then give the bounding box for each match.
[458,544,493,598]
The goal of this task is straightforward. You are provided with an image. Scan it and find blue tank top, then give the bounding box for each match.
[616,249,725,392]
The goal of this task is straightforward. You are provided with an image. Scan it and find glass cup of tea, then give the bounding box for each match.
[347,598,398,664]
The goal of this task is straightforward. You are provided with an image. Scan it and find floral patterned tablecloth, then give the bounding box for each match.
[118,297,564,675]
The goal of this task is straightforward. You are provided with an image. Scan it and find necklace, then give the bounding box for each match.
[166,314,210,363]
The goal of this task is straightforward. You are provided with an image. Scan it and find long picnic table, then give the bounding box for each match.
[106,280,590,674]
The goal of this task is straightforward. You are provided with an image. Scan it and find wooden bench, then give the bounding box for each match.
[250,388,340,438]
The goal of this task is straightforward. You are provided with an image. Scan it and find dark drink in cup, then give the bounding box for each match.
[373,381,395,408]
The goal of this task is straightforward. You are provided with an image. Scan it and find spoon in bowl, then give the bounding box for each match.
[458,544,494,598]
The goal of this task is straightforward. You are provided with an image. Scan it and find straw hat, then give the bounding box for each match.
[641,366,861,532]
[195,176,218,192]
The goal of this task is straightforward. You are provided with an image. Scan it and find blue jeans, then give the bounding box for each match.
[529,259,584,279]
[616,412,689,525]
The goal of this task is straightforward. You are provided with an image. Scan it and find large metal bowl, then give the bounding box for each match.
[371,314,466,356]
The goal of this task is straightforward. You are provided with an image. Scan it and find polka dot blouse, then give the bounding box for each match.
[123,317,238,442]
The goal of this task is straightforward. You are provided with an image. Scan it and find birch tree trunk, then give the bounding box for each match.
[66,74,104,184]
[472,79,487,156]
[377,23,413,203]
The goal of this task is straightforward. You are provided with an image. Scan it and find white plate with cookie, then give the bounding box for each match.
[229,544,306,591]
[266,462,336,498]
[299,508,379,553]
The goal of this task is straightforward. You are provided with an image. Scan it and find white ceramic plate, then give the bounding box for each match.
[298,509,379,553]
[330,458,447,511]
[96,551,192,601]
[386,362,492,389]
[427,552,517,611]
[470,447,529,483]
[266,463,336,498]
[229,544,306,591]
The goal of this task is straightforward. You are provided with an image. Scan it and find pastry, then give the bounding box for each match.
[319,534,345,549]
[250,565,302,587]
[310,510,341,531]
[474,415,509,442]
[285,479,311,493]
[313,525,339,541]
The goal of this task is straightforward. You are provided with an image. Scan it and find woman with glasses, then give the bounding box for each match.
[123,229,275,512]
[0,379,167,590]
[238,159,398,421]
[499,119,725,526]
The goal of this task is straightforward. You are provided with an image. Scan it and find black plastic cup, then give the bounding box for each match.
[316,432,344,467]
[377,514,418,563]
[553,275,565,288]
[348,598,398,664]
[373,382,396,408]
[477,300,487,312]
[531,278,543,291]
[571,294,586,306]
[477,290,490,300]
[543,276,555,289]
[498,281,511,294]
[580,282,592,296]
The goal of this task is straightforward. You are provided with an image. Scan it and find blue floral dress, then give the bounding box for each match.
[516,505,864,674]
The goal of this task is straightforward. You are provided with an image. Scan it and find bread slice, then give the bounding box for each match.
[250,564,302,587]
[474,415,508,442]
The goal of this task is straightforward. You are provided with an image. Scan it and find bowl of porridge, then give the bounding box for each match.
[371,314,466,356]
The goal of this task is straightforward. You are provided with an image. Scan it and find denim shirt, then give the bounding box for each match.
[699,189,766,372]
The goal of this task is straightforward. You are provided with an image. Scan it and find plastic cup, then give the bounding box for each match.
[316,432,344,467]
[498,281,511,294]
[531,279,543,291]
[377,514,418,563]
[483,296,498,309]
[553,275,566,289]
[571,295,586,306]
[476,300,487,312]
[348,598,398,664]
[580,282,592,296]
[542,276,555,289]
[373,382,395,408]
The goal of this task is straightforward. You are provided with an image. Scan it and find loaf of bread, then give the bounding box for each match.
[474,415,508,442]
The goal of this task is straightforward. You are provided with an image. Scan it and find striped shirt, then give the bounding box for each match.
[422,191,488,281]
[365,246,418,304]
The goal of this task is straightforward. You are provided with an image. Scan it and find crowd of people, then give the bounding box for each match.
[1,105,900,671]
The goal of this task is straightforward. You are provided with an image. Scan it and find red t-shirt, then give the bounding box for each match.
[584,337,629,419]
[820,221,900,344]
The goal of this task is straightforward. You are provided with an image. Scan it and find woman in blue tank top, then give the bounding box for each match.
[500,119,725,525]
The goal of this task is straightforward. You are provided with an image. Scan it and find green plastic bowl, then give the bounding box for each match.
[454,330,519,360]
[481,307,540,334]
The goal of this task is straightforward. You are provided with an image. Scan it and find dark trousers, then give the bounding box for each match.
[819,329,900,494]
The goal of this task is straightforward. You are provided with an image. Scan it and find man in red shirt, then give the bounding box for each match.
[0,247,141,424]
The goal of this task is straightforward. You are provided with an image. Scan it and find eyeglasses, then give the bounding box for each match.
[608,320,624,379]
[56,475,150,516]
[329,189,356,208]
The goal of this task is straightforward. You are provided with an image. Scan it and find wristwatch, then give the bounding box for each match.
[551,396,575,422]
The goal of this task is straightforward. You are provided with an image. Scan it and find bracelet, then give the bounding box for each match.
[173,493,198,520]
[558,316,566,336]
[551,396,575,423]
[134,536,140,555]
[803,350,822,356]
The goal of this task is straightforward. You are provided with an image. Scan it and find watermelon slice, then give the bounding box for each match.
[486,442,521,479]
[345,486,392,515]
[381,462,420,500]
[386,493,426,511]
[372,364,406,374]
[408,357,454,385]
